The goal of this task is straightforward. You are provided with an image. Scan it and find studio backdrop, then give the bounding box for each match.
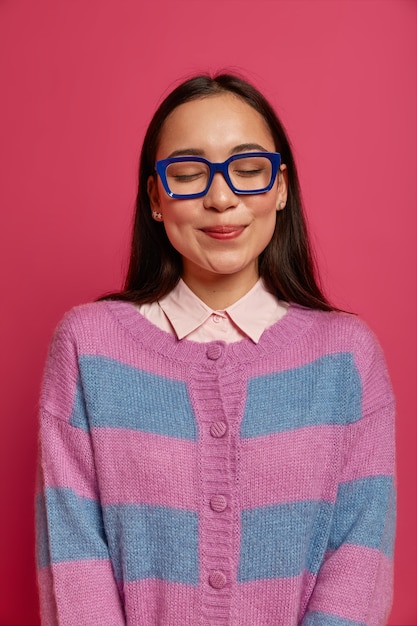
[0,1,415,624]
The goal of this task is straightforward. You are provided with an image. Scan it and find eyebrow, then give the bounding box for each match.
[231,143,269,154]
[166,143,269,159]
[167,148,205,158]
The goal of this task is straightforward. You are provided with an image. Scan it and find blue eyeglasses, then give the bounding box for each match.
[155,152,281,199]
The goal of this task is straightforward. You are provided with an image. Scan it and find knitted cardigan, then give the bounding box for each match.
[36,300,396,626]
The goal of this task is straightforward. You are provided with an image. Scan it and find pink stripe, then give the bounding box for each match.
[239,425,344,508]
[41,415,393,509]
[366,552,394,626]
[62,303,372,380]
[38,566,58,626]
[93,429,199,509]
[308,545,393,622]
[242,314,375,378]
[44,560,125,626]
[123,579,198,625]
[42,420,199,508]
[64,303,191,381]
[234,573,316,625]
[41,357,79,424]
[40,413,98,499]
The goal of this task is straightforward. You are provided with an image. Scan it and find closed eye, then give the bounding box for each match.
[233,168,265,177]
[173,172,205,182]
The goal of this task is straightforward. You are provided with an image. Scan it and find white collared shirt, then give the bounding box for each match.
[137,278,288,344]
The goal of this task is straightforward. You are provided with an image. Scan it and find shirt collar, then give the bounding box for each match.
[158,278,286,343]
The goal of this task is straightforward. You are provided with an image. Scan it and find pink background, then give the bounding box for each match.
[0,1,415,624]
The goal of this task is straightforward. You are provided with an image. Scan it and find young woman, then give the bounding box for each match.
[36,74,396,626]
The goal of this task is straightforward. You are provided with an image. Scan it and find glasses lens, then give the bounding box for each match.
[165,161,210,196]
[228,156,272,192]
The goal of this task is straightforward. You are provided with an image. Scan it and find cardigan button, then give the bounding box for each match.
[206,344,223,360]
[210,495,227,512]
[210,421,227,438]
[209,570,227,589]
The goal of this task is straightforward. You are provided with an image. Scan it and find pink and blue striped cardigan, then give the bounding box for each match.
[36,300,395,625]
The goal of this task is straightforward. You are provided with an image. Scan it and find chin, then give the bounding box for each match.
[206,263,255,278]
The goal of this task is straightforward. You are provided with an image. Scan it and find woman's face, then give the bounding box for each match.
[147,93,287,293]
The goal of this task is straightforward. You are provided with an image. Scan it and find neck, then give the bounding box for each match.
[182,273,259,310]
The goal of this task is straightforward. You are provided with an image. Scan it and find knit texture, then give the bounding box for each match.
[36,301,396,626]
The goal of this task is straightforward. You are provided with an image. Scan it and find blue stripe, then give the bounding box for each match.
[238,500,333,581]
[329,476,396,557]
[103,504,199,584]
[302,612,365,626]
[35,493,51,568]
[240,353,362,438]
[69,377,89,430]
[381,484,396,558]
[44,487,109,563]
[70,355,197,439]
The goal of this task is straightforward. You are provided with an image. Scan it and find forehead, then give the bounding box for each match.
[156,93,275,158]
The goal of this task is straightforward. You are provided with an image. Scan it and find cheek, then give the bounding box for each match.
[253,201,278,246]
[251,199,279,229]
[248,188,279,214]
[259,217,277,252]
[160,206,198,254]
[160,194,200,225]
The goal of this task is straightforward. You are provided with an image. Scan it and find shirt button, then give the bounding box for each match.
[212,314,222,324]
[209,570,227,589]
[210,421,227,438]
[210,495,227,512]
[206,343,223,360]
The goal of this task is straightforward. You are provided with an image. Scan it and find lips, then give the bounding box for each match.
[201,225,246,240]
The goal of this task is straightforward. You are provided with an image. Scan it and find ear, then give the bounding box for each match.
[147,175,160,212]
[276,164,288,211]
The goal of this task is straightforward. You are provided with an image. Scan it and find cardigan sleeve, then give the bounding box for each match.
[302,322,396,626]
[35,314,126,626]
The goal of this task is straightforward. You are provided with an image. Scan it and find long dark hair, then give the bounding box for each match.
[102,72,334,311]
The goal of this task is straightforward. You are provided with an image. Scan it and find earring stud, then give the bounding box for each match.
[152,211,162,220]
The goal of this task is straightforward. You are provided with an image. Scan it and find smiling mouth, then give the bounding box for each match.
[201,225,246,240]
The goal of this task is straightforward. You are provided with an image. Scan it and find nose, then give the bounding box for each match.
[203,172,239,212]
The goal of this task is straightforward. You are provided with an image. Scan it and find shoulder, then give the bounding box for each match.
[51,300,114,338]
[294,306,382,351]
[282,305,390,375]
[303,308,393,395]
[261,304,385,360]
[49,300,139,353]
[55,300,121,330]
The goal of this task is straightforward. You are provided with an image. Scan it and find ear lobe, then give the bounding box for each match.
[276,164,288,211]
[147,175,160,210]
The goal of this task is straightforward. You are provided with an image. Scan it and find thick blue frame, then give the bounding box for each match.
[155,152,281,199]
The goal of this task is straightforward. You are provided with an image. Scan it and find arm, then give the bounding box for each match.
[36,314,126,626]
[302,323,396,626]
